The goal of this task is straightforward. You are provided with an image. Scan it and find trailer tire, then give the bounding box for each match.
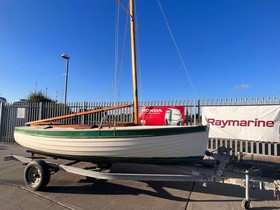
[241,199,250,209]
[24,160,50,191]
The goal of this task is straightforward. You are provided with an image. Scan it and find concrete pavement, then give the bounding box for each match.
[1,143,280,210]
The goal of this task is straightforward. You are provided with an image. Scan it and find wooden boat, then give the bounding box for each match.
[14,125,208,164]
[14,0,208,165]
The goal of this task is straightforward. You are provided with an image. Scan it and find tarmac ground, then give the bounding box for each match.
[1,143,280,210]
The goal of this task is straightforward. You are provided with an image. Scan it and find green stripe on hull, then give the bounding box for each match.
[15,126,207,138]
[26,149,204,165]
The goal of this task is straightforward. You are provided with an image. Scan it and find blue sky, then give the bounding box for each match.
[0,0,279,103]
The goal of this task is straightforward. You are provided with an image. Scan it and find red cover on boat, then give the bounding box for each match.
[138,106,185,126]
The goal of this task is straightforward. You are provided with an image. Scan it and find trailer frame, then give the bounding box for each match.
[4,147,280,209]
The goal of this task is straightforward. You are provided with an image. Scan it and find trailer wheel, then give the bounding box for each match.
[24,160,50,191]
[241,199,250,209]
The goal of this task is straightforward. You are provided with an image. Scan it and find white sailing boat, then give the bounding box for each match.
[14,0,208,165]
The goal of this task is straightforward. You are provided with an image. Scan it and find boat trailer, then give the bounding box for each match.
[4,147,280,210]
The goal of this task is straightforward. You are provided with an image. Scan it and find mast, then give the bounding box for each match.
[129,0,139,125]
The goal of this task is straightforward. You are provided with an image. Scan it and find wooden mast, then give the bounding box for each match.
[26,2,139,126]
[129,0,139,125]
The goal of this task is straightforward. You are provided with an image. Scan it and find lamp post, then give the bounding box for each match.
[61,54,70,115]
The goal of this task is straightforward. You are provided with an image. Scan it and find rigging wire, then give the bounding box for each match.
[157,0,198,98]
[114,0,129,101]
[116,2,130,101]
[114,0,141,103]
[115,0,131,18]
[112,0,127,102]
[157,0,207,121]
[113,1,123,127]
[114,2,120,103]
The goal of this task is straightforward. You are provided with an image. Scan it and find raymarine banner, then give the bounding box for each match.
[202,105,280,142]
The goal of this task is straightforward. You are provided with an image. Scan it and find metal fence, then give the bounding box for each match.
[0,100,201,142]
[1,97,280,161]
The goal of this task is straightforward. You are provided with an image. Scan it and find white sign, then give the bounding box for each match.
[202,105,280,142]
[17,108,25,119]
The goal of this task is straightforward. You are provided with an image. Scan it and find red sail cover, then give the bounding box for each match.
[138,106,185,126]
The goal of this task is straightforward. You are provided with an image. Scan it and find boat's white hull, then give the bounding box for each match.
[14,125,209,164]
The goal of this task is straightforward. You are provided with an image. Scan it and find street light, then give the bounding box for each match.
[61,53,70,114]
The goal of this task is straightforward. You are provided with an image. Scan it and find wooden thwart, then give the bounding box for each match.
[26,104,133,126]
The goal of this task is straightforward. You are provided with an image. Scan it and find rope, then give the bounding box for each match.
[114,3,120,101]
[157,0,198,99]
[117,2,129,101]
